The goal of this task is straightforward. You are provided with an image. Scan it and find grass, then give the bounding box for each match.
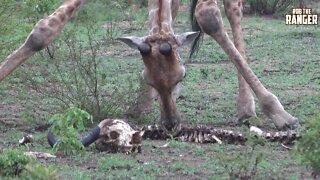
[0,0,319,179]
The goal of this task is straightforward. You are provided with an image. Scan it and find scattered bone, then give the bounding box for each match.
[160,142,170,148]
[211,135,222,144]
[152,142,170,149]
[142,124,299,145]
[24,151,56,159]
[250,126,264,136]
[281,143,293,150]
[19,134,34,145]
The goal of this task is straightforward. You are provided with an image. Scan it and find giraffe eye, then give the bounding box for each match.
[159,43,172,56]
[138,42,151,55]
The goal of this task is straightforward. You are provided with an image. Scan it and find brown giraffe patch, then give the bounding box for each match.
[233,7,241,17]
[66,6,75,15]
[57,12,66,22]
[74,0,81,7]
[48,18,59,27]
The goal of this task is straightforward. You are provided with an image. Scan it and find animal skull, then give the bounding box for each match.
[95,119,144,153]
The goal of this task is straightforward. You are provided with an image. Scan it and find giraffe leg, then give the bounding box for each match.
[127,77,157,118]
[194,0,299,129]
[0,0,85,82]
[223,0,256,123]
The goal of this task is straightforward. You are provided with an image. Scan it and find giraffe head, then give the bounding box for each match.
[118,0,198,132]
[119,31,198,132]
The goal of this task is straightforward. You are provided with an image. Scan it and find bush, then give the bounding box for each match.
[296,113,320,177]
[49,106,92,155]
[0,149,57,179]
[21,162,58,180]
[21,22,138,122]
[6,0,145,124]
[218,133,270,179]
[0,149,32,177]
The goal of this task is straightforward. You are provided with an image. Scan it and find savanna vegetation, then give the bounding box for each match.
[0,0,319,179]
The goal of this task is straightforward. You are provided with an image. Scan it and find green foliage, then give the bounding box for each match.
[75,0,146,26]
[296,113,320,175]
[21,163,58,180]
[49,106,92,155]
[218,133,271,179]
[21,22,137,122]
[0,149,32,177]
[0,149,57,179]
[23,0,61,20]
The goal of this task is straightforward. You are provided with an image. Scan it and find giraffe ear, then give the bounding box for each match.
[175,32,200,47]
[117,36,147,49]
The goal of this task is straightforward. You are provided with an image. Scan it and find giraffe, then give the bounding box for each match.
[189,0,300,130]
[0,0,299,132]
[118,0,199,132]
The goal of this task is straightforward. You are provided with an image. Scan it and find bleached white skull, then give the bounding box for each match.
[95,119,144,153]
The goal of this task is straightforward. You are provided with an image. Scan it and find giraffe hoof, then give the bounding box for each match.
[161,122,181,138]
[284,118,301,130]
[237,119,251,128]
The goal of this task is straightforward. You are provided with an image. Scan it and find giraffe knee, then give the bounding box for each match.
[196,5,224,35]
[224,0,243,21]
[25,32,47,51]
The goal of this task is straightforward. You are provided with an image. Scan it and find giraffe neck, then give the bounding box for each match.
[148,0,174,35]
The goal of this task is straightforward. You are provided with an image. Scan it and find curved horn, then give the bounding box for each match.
[80,126,101,147]
[47,128,57,148]
[47,126,101,148]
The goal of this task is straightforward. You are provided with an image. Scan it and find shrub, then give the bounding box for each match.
[49,106,92,155]
[21,163,58,180]
[218,130,273,179]
[296,113,320,177]
[0,149,57,179]
[21,22,138,122]
[7,0,145,124]
[0,149,32,177]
